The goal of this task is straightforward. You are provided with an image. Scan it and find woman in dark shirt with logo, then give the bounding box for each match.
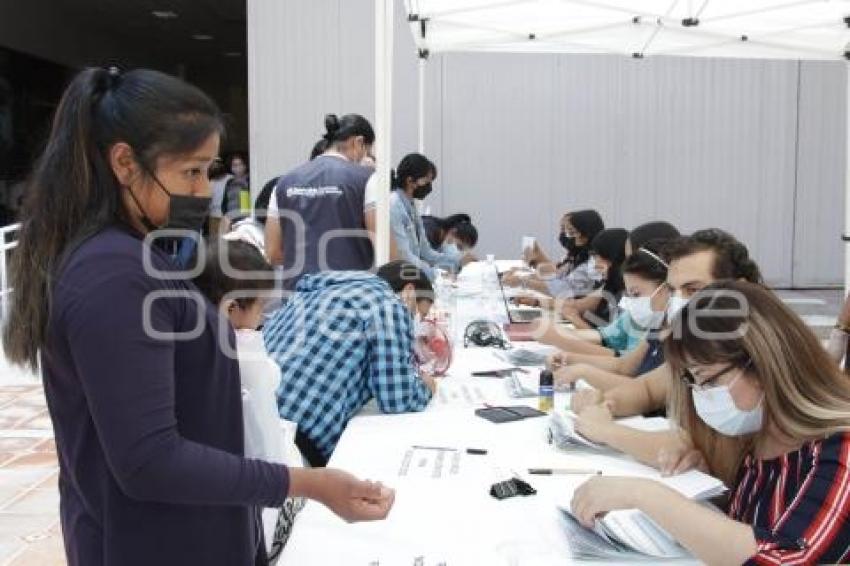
[2,67,393,566]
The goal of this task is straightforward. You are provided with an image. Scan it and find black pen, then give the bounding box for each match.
[528,467,601,475]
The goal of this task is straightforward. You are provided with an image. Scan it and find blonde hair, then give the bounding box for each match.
[664,280,850,485]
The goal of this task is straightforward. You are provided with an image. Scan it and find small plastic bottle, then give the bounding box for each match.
[538,369,554,413]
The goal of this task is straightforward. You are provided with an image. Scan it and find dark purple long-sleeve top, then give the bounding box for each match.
[41,225,289,566]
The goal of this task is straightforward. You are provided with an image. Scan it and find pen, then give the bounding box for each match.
[412,445,489,455]
[527,468,602,475]
[412,445,457,452]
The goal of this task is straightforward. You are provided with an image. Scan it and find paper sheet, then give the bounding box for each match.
[433,381,492,407]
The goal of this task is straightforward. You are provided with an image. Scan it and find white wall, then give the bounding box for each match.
[248,0,846,287]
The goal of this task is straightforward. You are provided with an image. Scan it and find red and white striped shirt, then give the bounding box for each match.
[728,432,850,565]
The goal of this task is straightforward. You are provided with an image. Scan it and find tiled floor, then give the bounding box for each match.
[0,384,64,566]
[0,288,842,566]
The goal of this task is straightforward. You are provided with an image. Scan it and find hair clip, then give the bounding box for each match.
[639,247,669,268]
[105,65,122,89]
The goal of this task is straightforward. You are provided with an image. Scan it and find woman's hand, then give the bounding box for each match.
[523,241,545,265]
[658,444,709,477]
[570,388,604,414]
[317,469,395,522]
[571,476,653,528]
[512,293,541,307]
[560,305,584,326]
[529,316,567,345]
[501,271,523,287]
[573,402,614,443]
[554,363,587,387]
[419,371,437,394]
[546,351,569,370]
[291,468,395,522]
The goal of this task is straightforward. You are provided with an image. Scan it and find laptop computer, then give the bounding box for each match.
[495,267,543,324]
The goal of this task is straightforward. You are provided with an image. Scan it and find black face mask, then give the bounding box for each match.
[129,173,211,234]
[559,232,575,251]
[413,182,433,200]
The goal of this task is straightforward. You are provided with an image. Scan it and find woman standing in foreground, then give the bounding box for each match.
[571,281,850,564]
[3,68,393,566]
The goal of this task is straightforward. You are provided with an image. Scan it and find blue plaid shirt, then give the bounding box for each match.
[263,271,432,459]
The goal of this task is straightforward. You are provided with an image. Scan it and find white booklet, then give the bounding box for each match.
[559,508,687,560]
[557,467,726,559]
[549,410,673,450]
[549,410,606,449]
[504,372,539,398]
[560,497,724,560]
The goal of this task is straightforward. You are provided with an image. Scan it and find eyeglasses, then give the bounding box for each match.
[680,363,740,392]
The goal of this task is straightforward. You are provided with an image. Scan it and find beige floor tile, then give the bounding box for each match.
[14,412,52,432]
[0,470,55,510]
[2,489,59,516]
[0,514,58,550]
[2,452,58,473]
[0,440,40,455]
[1,516,64,566]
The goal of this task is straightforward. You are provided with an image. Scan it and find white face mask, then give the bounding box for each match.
[666,294,689,321]
[692,371,763,436]
[619,291,665,330]
[587,257,605,282]
[443,242,460,256]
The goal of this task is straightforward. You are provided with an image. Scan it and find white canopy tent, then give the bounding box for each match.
[371,0,850,290]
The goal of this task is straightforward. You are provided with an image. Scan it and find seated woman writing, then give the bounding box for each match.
[549,246,670,392]
[530,221,679,357]
[557,227,628,330]
[503,209,604,299]
[570,280,850,565]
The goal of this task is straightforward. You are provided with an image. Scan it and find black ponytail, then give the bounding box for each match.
[3,67,223,370]
[317,113,375,152]
[392,153,435,190]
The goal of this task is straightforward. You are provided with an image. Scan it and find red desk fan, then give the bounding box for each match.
[413,319,453,376]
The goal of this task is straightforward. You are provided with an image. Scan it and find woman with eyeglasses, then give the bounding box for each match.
[570,280,850,565]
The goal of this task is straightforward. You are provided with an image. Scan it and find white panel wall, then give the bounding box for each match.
[793,61,847,287]
[248,0,375,193]
[249,0,846,287]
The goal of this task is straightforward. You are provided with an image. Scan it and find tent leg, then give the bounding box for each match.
[374,0,394,266]
[844,63,850,294]
[418,56,426,153]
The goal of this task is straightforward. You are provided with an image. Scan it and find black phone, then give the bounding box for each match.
[475,405,547,424]
[471,369,515,378]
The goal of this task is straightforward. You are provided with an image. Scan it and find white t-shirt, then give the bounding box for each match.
[364,172,379,210]
[235,329,300,466]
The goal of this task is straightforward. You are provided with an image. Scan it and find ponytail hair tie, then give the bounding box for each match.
[106,65,122,90]
[323,113,340,143]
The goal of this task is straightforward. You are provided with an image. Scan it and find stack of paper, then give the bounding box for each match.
[558,470,726,559]
[659,469,727,500]
[549,410,673,451]
[549,411,605,449]
[504,372,539,398]
[559,508,687,560]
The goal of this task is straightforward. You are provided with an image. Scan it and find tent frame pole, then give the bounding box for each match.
[844,62,850,294]
[418,54,427,153]
[375,0,394,266]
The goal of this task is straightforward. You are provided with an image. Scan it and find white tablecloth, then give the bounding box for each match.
[279,262,700,565]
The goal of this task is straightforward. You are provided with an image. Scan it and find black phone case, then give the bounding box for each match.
[475,405,546,423]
